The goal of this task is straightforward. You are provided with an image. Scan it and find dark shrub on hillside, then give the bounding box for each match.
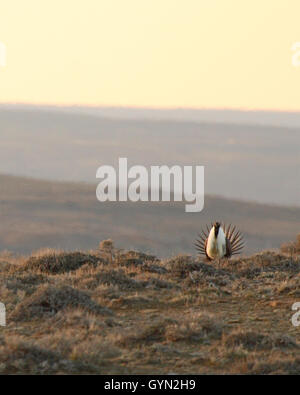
[10,285,112,321]
[23,252,100,274]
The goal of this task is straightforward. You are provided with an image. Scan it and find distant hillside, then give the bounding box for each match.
[0,174,300,257]
[0,106,300,206]
[2,104,300,128]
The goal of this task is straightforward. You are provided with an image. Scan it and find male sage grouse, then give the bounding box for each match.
[195,222,244,262]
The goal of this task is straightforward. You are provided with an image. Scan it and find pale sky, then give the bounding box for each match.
[1,0,300,110]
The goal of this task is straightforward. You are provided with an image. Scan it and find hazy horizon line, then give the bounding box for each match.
[1,102,300,114]
[2,102,300,129]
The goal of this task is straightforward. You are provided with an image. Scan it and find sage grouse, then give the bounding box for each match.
[195,222,244,261]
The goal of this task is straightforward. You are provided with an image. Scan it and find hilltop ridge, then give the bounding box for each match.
[1,237,300,374]
[1,174,300,257]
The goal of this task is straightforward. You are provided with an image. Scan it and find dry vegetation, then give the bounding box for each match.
[1,236,300,374]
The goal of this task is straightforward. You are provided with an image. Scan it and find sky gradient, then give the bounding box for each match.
[1,0,300,110]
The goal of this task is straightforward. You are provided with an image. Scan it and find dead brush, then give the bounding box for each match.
[281,234,300,256]
[99,239,114,264]
[164,255,205,279]
[234,251,300,280]
[116,320,168,347]
[249,357,300,375]
[223,330,298,351]
[0,338,63,374]
[93,268,145,290]
[21,251,100,274]
[10,284,112,321]
[114,249,158,268]
[4,272,47,296]
[165,313,225,343]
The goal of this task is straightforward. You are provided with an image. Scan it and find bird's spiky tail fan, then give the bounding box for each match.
[194,223,212,257]
[194,223,244,258]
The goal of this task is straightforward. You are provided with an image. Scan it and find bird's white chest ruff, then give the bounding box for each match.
[207,228,226,259]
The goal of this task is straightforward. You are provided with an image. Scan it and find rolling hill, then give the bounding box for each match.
[0,106,300,206]
[0,174,299,257]
[1,245,300,374]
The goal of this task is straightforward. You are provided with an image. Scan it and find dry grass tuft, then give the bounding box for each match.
[115,250,158,268]
[281,234,300,255]
[223,330,298,351]
[165,255,218,279]
[165,313,225,343]
[22,251,100,274]
[0,338,63,374]
[116,321,168,347]
[248,356,300,375]
[10,284,112,321]
[93,269,145,290]
[99,239,114,252]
